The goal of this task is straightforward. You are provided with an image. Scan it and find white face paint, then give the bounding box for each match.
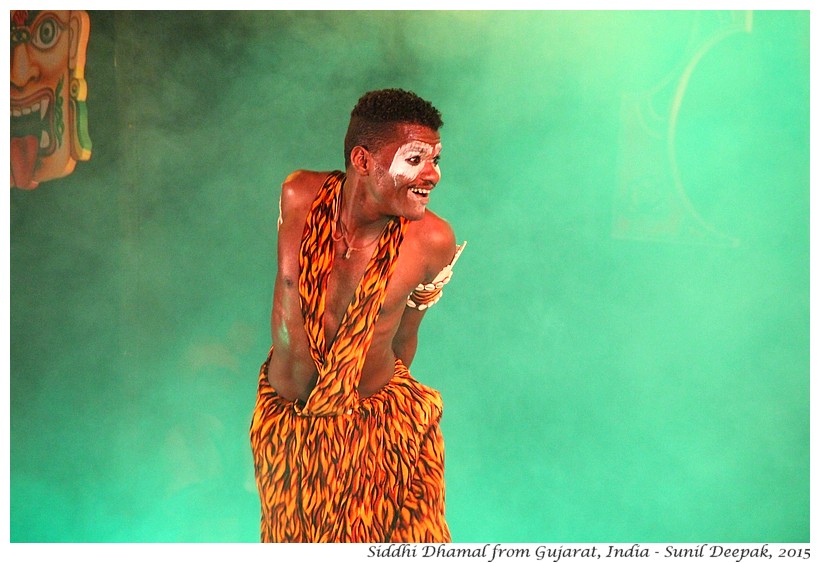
[388,141,442,183]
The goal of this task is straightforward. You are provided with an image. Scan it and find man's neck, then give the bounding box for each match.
[339,175,391,241]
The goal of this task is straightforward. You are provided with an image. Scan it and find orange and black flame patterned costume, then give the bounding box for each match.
[250,171,451,542]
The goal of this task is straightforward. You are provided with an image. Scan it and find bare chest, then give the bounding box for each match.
[279,232,423,343]
[325,247,404,339]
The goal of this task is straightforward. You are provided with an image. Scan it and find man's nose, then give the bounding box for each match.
[420,160,440,185]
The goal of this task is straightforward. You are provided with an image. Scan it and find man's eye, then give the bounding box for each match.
[433,156,441,165]
[406,156,421,165]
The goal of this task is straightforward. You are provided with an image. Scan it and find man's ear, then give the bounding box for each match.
[350,146,371,176]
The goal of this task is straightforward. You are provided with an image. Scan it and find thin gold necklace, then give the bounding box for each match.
[331,180,383,259]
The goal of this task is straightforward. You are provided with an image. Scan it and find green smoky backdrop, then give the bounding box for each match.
[9,10,809,543]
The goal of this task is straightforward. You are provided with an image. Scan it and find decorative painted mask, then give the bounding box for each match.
[11,10,92,190]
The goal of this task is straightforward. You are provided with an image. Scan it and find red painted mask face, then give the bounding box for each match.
[10,10,92,190]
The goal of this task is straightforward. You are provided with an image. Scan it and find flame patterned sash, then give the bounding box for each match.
[297,170,406,415]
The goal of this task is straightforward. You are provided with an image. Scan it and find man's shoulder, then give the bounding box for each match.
[408,209,458,273]
[417,209,456,243]
[281,169,334,192]
[280,169,335,207]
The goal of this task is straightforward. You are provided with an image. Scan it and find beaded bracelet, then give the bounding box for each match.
[406,241,467,311]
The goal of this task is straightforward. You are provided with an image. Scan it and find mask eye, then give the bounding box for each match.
[31,16,62,50]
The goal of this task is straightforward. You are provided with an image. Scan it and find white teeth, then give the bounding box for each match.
[10,96,49,119]
[411,188,430,196]
[40,131,50,148]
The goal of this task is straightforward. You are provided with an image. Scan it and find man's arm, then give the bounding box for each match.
[393,307,426,366]
[391,213,459,367]
[270,169,325,344]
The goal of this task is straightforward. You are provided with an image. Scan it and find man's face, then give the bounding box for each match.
[369,123,442,222]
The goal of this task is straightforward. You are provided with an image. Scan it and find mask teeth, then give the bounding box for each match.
[10,95,49,120]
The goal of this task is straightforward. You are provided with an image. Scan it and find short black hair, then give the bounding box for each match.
[344,88,443,168]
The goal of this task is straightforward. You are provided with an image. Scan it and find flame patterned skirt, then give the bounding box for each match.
[249,349,451,543]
